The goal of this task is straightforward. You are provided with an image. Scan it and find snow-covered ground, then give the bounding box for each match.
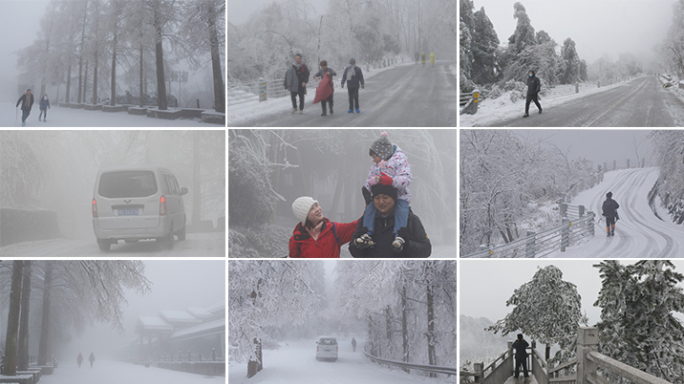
[228,61,417,126]
[36,359,224,384]
[228,338,455,384]
[0,232,225,257]
[0,102,218,127]
[459,80,630,127]
[548,168,684,257]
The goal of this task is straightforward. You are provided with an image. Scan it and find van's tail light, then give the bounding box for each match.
[160,196,167,216]
[92,199,98,218]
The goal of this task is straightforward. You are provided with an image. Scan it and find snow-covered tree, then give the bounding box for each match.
[487,265,587,364]
[650,130,684,224]
[471,7,500,85]
[560,38,580,84]
[594,260,684,382]
[508,3,536,56]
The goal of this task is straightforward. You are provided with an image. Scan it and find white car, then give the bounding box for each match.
[92,165,188,251]
[316,337,338,361]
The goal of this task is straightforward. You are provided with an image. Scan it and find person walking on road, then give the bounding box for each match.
[313,60,336,116]
[341,58,364,114]
[602,191,620,237]
[77,352,83,368]
[88,352,95,368]
[16,89,34,126]
[352,337,357,352]
[523,70,542,117]
[429,52,435,67]
[513,334,529,379]
[38,94,50,122]
[420,53,426,67]
[283,53,310,114]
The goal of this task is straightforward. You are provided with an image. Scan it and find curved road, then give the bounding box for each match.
[234,61,457,127]
[488,76,684,127]
[552,168,684,258]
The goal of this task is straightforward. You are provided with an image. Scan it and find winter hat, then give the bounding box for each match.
[517,334,523,340]
[292,196,318,225]
[371,184,397,202]
[370,131,393,160]
[349,58,356,64]
[606,192,613,199]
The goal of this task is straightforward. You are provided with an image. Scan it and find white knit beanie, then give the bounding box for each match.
[292,196,318,225]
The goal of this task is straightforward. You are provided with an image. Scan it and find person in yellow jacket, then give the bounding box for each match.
[429,52,435,67]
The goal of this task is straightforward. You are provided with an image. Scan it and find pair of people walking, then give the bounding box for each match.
[285,55,365,116]
[16,89,50,125]
[77,352,95,368]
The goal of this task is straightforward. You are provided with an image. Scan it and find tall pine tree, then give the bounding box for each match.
[471,7,500,85]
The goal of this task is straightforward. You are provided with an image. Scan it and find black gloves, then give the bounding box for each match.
[362,186,372,206]
[397,227,410,248]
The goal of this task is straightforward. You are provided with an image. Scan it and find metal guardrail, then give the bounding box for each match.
[363,350,456,376]
[228,57,402,106]
[460,90,481,115]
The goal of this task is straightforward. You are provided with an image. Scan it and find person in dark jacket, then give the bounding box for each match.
[341,58,364,114]
[350,184,431,258]
[602,191,620,237]
[38,94,50,122]
[351,337,357,352]
[88,352,95,368]
[283,53,310,114]
[289,196,358,258]
[313,60,337,116]
[513,334,529,379]
[16,89,34,126]
[523,70,542,118]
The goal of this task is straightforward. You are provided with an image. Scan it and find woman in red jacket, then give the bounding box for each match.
[289,196,358,258]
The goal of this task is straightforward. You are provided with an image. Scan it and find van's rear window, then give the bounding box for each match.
[99,171,157,198]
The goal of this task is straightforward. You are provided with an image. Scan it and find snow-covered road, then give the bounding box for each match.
[549,168,684,258]
[0,232,225,257]
[484,76,684,127]
[37,359,224,384]
[0,102,216,127]
[230,61,457,127]
[228,338,455,384]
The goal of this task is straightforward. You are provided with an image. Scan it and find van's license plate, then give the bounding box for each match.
[118,209,140,216]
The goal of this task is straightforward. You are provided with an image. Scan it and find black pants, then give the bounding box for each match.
[21,108,31,122]
[348,87,359,110]
[321,94,334,112]
[290,89,305,110]
[525,93,542,114]
[514,357,529,378]
[39,108,48,120]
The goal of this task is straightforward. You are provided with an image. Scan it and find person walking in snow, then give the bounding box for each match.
[341,58,364,114]
[602,191,620,237]
[313,60,336,116]
[88,352,95,368]
[513,334,529,379]
[429,52,435,67]
[38,94,50,122]
[16,89,34,126]
[77,352,83,368]
[356,132,413,252]
[283,53,310,114]
[523,70,542,117]
[351,337,357,352]
[289,197,359,258]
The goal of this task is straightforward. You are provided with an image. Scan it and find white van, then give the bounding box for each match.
[92,165,188,251]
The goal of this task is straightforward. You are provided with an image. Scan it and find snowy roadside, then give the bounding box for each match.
[228,62,415,126]
[460,80,630,127]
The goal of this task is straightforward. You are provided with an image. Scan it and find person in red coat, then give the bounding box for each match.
[313,60,336,116]
[289,196,358,258]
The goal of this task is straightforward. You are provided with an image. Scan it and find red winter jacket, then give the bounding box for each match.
[289,218,358,258]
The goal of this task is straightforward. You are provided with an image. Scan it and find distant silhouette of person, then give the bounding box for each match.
[352,337,357,352]
[513,334,529,379]
[88,352,95,368]
[77,352,83,368]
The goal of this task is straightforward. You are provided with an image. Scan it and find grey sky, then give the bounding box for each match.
[0,0,51,101]
[460,259,684,327]
[470,0,673,64]
[513,129,653,167]
[228,0,328,25]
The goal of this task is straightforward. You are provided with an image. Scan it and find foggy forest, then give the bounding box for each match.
[228,260,456,383]
[0,130,225,256]
[229,129,457,257]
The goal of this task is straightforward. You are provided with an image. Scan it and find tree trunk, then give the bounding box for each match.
[38,261,54,366]
[192,131,201,226]
[153,4,167,110]
[84,61,89,104]
[385,305,392,358]
[77,0,88,104]
[426,270,436,377]
[402,283,409,373]
[65,64,72,103]
[4,261,24,376]
[92,0,99,105]
[18,261,32,371]
[207,4,224,113]
[139,43,144,107]
[110,10,117,106]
